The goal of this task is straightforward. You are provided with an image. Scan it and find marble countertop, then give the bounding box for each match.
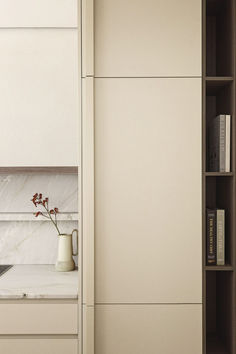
[0,265,78,299]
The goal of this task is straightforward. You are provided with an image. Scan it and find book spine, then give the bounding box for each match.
[217,209,225,265]
[207,209,216,265]
[219,115,226,172]
[209,119,216,171]
[225,115,231,172]
[209,116,220,171]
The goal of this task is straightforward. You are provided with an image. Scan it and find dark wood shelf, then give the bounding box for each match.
[205,265,234,271]
[206,77,233,95]
[206,76,234,81]
[204,172,234,176]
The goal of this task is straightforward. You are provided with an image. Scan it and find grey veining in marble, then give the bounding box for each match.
[0,220,78,264]
[0,173,78,212]
[0,265,78,299]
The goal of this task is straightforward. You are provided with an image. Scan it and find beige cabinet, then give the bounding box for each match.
[95,0,201,77]
[95,78,202,303]
[0,0,77,27]
[0,303,77,334]
[95,304,202,354]
[0,29,79,166]
[0,339,77,354]
[0,301,78,353]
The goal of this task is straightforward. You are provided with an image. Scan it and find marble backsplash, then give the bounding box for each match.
[0,174,78,212]
[0,173,78,264]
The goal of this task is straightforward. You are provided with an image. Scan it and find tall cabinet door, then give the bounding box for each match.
[94,78,202,353]
[94,0,202,353]
[95,78,201,303]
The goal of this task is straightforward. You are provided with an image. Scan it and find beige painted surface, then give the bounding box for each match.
[83,305,94,354]
[82,77,95,307]
[95,78,202,303]
[0,0,77,27]
[95,0,201,77]
[0,339,77,354]
[0,29,79,166]
[82,0,94,76]
[0,304,77,334]
[95,304,202,354]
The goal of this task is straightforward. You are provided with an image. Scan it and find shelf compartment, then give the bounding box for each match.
[206,77,233,95]
[206,0,234,77]
[206,334,229,354]
[205,81,233,173]
[206,271,233,354]
[206,177,233,266]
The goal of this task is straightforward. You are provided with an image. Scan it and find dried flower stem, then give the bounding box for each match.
[31,193,61,235]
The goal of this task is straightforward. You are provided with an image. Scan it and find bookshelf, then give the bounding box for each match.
[203,0,235,353]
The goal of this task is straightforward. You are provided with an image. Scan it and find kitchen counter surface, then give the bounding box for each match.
[0,265,78,299]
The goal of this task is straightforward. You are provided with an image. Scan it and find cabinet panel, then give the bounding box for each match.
[95,78,202,303]
[0,0,77,27]
[95,304,202,354]
[0,339,77,354]
[0,304,78,334]
[95,0,201,77]
[0,29,79,166]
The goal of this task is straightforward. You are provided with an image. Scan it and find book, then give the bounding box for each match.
[207,209,216,265]
[209,115,231,172]
[225,115,231,172]
[216,209,225,265]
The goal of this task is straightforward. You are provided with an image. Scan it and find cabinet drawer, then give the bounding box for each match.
[0,339,77,354]
[0,304,77,334]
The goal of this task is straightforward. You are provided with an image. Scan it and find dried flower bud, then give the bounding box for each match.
[35,211,42,217]
[31,198,37,207]
[54,207,59,213]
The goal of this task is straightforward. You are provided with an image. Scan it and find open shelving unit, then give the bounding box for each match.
[203,0,236,353]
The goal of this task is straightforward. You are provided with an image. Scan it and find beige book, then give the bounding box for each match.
[217,209,225,266]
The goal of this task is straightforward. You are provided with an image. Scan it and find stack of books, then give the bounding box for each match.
[206,208,225,265]
[208,114,231,172]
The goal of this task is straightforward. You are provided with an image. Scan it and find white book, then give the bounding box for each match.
[225,115,231,172]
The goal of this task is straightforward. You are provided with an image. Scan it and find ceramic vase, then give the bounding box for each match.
[55,229,78,272]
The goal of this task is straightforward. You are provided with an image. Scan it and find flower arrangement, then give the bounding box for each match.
[31,193,61,235]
